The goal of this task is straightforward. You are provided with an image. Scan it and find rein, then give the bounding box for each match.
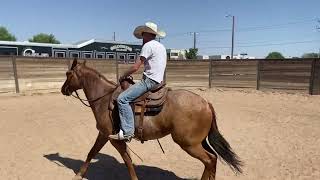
[68,64,118,107]
[71,86,117,107]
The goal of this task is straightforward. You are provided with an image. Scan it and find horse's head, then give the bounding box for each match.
[61,58,86,96]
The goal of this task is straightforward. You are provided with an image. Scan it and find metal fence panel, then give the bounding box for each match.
[0,56,15,93]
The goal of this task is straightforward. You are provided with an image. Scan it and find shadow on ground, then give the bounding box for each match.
[44,153,197,180]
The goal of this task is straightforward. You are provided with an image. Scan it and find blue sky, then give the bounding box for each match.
[0,0,319,58]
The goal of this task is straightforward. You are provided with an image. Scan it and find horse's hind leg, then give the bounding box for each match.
[73,133,108,180]
[111,140,138,180]
[182,144,217,180]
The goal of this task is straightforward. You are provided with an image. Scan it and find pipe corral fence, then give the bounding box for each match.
[0,56,319,95]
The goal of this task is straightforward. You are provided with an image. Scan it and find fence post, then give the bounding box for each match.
[256,60,261,90]
[309,59,316,95]
[116,59,119,81]
[11,56,20,93]
[209,59,213,88]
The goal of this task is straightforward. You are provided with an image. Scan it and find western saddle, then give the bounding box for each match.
[109,76,169,143]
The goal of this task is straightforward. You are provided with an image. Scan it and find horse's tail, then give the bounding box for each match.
[201,102,243,174]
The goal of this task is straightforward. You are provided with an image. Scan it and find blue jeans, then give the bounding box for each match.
[117,76,158,136]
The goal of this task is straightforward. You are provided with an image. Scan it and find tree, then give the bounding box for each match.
[302,53,319,58]
[266,52,285,59]
[0,26,16,41]
[185,48,198,59]
[29,33,60,44]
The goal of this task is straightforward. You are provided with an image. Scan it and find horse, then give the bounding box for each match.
[61,59,242,180]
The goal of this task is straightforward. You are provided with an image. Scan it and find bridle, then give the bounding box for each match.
[72,89,116,107]
[66,64,117,107]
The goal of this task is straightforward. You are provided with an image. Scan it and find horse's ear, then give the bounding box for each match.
[71,58,78,69]
[83,60,87,66]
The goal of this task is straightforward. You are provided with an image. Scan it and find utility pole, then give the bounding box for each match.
[226,14,235,59]
[193,32,197,49]
[231,15,235,59]
[189,32,198,49]
[158,37,164,42]
[317,20,320,58]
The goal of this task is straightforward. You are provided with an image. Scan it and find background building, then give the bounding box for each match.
[167,49,186,60]
[196,55,209,60]
[0,39,142,62]
[209,54,255,60]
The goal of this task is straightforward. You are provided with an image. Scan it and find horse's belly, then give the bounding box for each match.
[134,115,170,140]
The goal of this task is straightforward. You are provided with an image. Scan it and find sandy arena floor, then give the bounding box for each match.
[0,88,319,180]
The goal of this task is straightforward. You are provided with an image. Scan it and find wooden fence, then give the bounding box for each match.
[210,60,257,88]
[258,60,312,93]
[166,60,209,87]
[310,59,320,95]
[0,56,117,93]
[0,56,319,95]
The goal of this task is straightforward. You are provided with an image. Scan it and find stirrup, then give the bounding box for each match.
[108,130,134,142]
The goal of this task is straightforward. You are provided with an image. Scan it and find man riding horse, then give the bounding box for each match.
[109,22,167,141]
[61,22,242,180]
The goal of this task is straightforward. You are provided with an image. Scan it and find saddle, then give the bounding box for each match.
[108,76,170,143]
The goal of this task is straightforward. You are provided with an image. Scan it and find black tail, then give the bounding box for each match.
[202,103,243,174]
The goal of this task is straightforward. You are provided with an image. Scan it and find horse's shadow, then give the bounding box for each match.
[44,153,196,180]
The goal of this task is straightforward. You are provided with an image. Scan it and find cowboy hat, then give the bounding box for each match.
[133,22,166,39]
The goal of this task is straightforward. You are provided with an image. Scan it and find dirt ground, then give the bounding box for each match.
[0,88,319,180]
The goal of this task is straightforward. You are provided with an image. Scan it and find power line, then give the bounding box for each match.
[199,40,272,45]
[200,39,320,49]
[166,32,190,38]
[196,28,231,33]
[166,18,318,36]
[236,18,317,32]
[238,40,320,47]
[198,31,319,44]
[200,46,231,49]
[199,38,316,45]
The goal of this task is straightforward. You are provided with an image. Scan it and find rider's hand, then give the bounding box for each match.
[119,76,125,83]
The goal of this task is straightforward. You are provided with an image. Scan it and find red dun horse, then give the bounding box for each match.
[61,59,242,180]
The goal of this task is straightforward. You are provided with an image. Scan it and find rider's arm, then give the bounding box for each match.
[120,56,145,78]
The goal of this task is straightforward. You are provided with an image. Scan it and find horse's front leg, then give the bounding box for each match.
[73,133,108,180]
[110,140,138,180]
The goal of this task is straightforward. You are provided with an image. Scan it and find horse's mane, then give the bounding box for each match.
[81,65,117,86]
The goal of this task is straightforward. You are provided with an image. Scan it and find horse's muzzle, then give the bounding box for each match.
[61,85,71,96]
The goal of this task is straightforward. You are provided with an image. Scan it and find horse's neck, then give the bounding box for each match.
[81,71,115,101]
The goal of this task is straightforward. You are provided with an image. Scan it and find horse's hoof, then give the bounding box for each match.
[72,175,82,180]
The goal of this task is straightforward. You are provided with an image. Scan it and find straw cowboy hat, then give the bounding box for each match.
[133,22,166,39]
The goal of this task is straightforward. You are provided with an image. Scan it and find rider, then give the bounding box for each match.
[109,22,167,141]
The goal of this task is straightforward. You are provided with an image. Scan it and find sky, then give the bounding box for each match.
[0,0,319,58]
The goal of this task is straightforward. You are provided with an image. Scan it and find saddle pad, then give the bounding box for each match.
[109,86,169,110]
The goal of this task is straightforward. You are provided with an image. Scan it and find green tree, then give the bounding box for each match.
[266,52,285,59]
[185,48,198,59]
[0,26,16,41]
[29,33,60,44]
[302,53,319,58]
